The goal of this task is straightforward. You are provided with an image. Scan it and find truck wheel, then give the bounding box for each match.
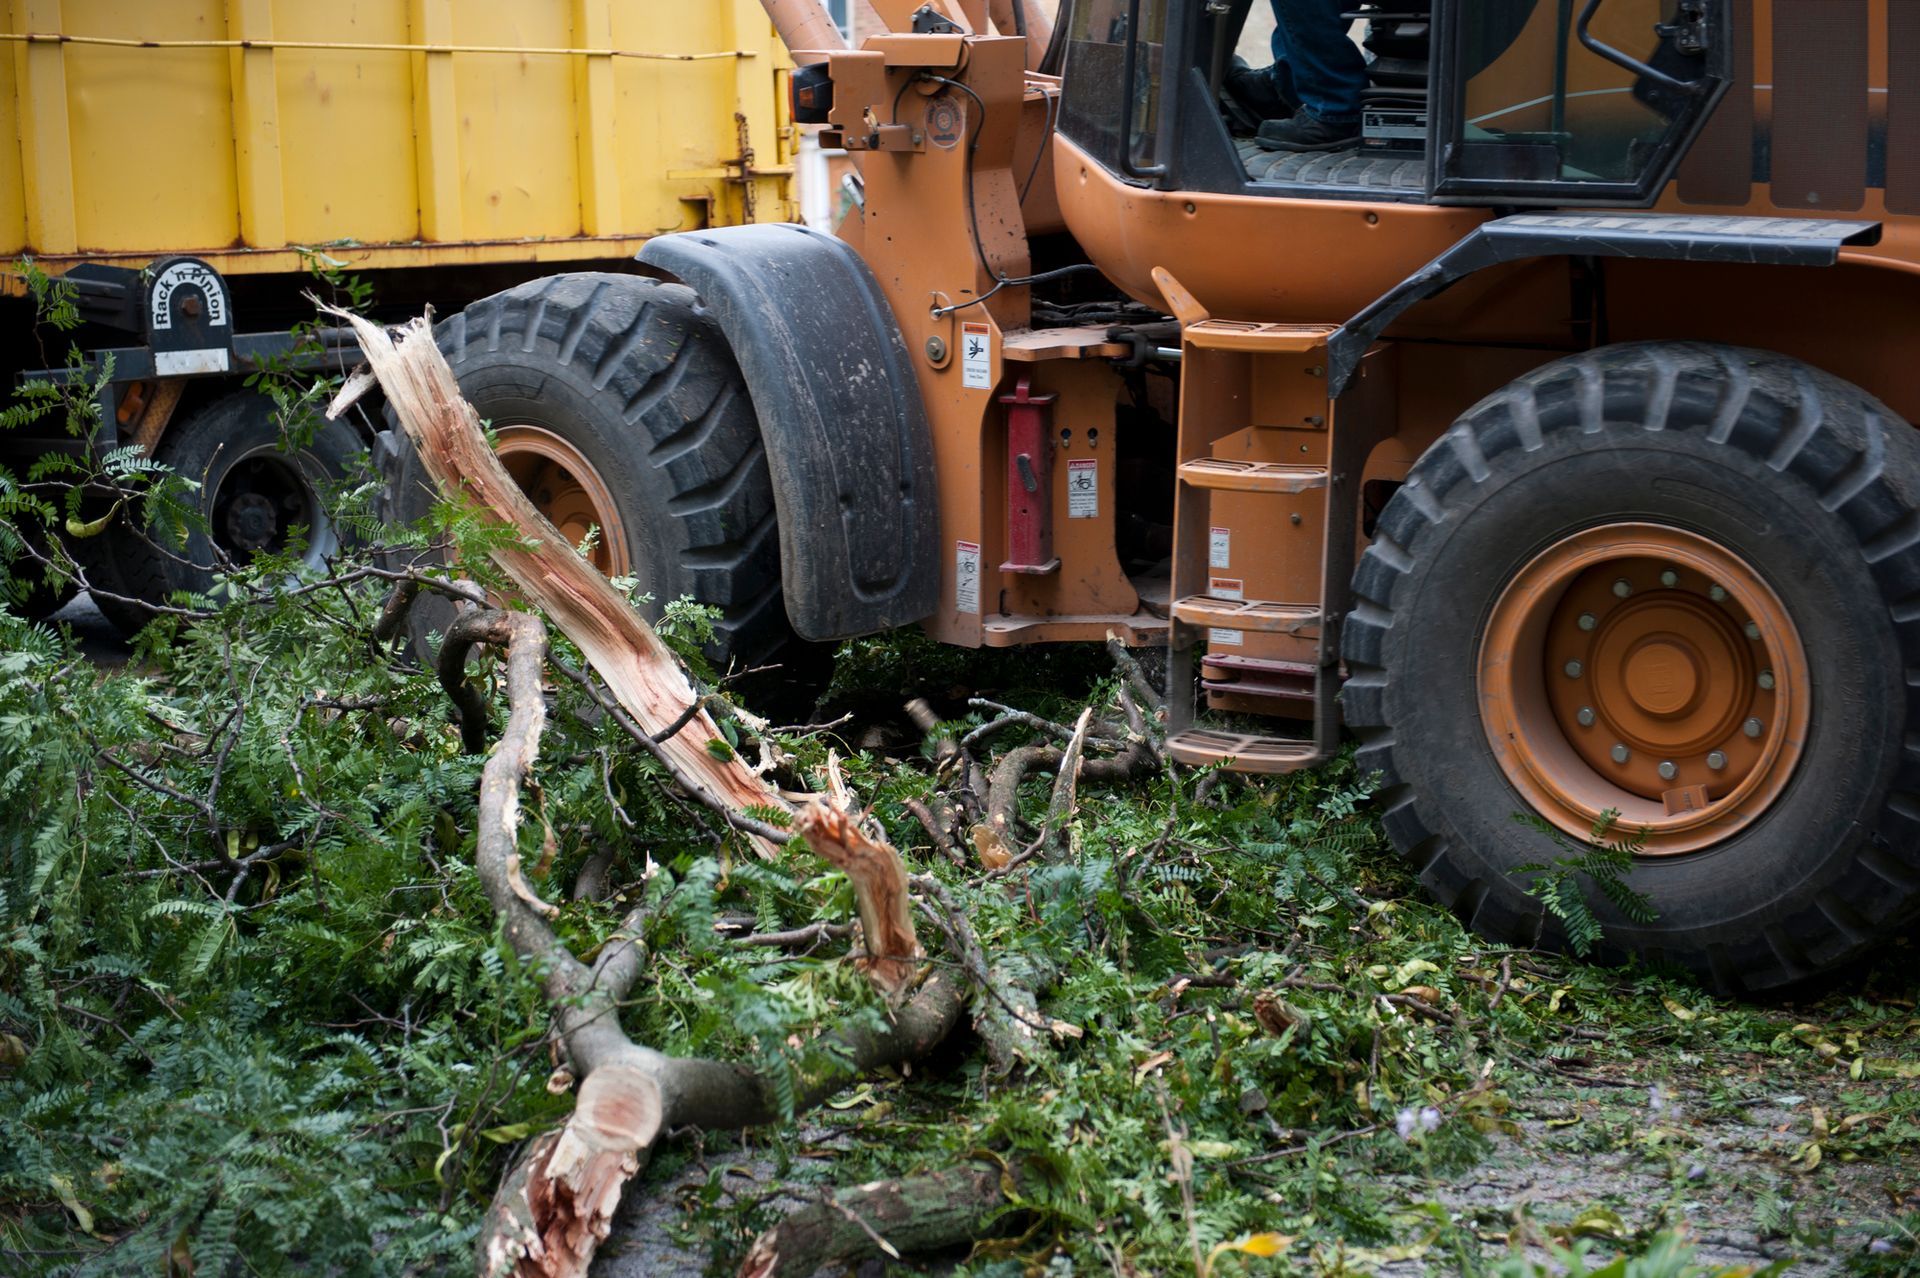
[382,273,789,668]
[1342,343,1920,993]
[87,391,359,635]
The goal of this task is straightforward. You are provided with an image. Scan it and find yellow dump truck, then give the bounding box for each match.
[0,0,797,625]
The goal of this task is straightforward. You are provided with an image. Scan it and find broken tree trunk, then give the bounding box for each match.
[323,308,784,850]
[427,605,951,1278]
[330,309,975,1278]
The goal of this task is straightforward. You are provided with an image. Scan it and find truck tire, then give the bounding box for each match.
[1342,342,1920,993]
[381,273,789,668]
[86,391,359,635]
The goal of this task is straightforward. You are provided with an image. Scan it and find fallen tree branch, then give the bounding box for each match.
[737,1166,1012,1278]
[324,306,785,851]
[423,609,959,1277]
[973,731,1156,869]
[1105,630,1165,712]
[440,609,514,754]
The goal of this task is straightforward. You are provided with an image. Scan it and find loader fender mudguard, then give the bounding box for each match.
[638,223,939,642]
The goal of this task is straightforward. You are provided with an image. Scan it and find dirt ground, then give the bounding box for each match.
[587,1064,1914,1276]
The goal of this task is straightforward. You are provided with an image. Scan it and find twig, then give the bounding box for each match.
[1105,630,1164,710]
[904,797,966,867]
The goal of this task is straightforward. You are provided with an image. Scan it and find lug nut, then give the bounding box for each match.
[1658,760,1677,780]
[1709,585,1727,602]
[1757,670,1775,690]
[1577,612,1597,631]
[1613,578,1633,598]
[1565,660,1583,678]
[1707,750,1727,770]
[1611,743,1630,764]
[1744,621,1761,640]
[1743,717,1763,738]
[1577,706,1596,726]
[1660,570,1678,587]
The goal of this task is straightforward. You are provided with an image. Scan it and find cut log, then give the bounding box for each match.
[737,1166,1012,1278]
[323,309,785,849]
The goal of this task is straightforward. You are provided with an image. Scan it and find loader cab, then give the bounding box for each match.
[1058,0,1729,207]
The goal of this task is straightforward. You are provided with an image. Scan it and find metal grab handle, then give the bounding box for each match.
[1117,0,1166,179]
[1575,0,1709,93]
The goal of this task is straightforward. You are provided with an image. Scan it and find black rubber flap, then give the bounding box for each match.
[641,223,940,641]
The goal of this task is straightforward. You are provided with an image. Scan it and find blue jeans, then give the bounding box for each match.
[1268,0,1367,124]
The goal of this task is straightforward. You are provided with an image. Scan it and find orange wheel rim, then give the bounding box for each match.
[493,424,631,578]
[1478,522,1810,856]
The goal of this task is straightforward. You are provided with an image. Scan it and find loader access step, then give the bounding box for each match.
[1175,459,1330,493]
[1165,728,1324,773]
[1170,597,1321,635]
[1160,313,1396,773]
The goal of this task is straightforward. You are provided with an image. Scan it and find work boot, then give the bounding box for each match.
[1222,58,1295,132]
[1255,107,1361,153]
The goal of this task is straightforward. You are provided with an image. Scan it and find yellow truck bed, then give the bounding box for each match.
[0,0,796,280]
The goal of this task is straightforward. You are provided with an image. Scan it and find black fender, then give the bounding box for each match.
[1327,212,1883,396]
[638,223,938,642]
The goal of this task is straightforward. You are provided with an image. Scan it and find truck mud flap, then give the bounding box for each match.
[640,223,939,642]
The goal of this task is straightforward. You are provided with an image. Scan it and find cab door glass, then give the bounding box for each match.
[1059,0,1171,180]
[1435,0,1726,202]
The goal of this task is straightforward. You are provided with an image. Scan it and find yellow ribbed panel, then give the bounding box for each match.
[226,0,284,248]
[572,0,619,236]
[0,0,793,267]
[63,0,241,253]
[450,1,579,240]
[11,0,76,253]
[276,0,417,247]
[0,21,27,254]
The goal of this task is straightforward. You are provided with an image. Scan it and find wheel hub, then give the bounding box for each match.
[494,425,630,578]
[225,491,280,552]
[212,454,316,563]
[1479,523,1810,856]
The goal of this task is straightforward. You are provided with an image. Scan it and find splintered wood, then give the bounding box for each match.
[796,802,923,1002]
[334,309,934,1278]
[323,309,782,837]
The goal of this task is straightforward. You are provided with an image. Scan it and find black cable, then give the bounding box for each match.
[1008,0,1027,37]
[919,72,1105,318]
[1017,87,1060,205]
[1040,0,1073,76]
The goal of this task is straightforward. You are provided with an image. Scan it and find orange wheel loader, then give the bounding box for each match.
[400,0,1920,992]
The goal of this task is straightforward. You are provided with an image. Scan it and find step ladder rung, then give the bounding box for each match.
[1166,728,1325,774]
[1171,596,1321,634]
[1202,654,1314,702]
[1177,459,1330,494]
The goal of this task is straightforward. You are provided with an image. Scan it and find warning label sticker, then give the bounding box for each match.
[1209,628,1244,646]
[1209,576,1244,601]
[1209,526,1230,569]
[955,540,981,614]
[960,322,992,390]
[1067,459,1098,518]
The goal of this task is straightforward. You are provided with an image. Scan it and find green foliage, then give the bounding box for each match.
[0,274,1913,1277]
[1488,1231,1785,1278]
[1510,809,1657,957]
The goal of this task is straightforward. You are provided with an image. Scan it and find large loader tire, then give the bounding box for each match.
[1342,342,1920,993]
[381,273,789,668]
[86,391,359,636]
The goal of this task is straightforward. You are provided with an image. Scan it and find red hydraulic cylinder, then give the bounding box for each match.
[999,376,1059,574]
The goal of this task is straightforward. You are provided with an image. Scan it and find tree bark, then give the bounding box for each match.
[324,308,785,852]
[737,1166,1012,1278]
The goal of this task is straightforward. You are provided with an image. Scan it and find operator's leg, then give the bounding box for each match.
[1257,0,1367,150]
